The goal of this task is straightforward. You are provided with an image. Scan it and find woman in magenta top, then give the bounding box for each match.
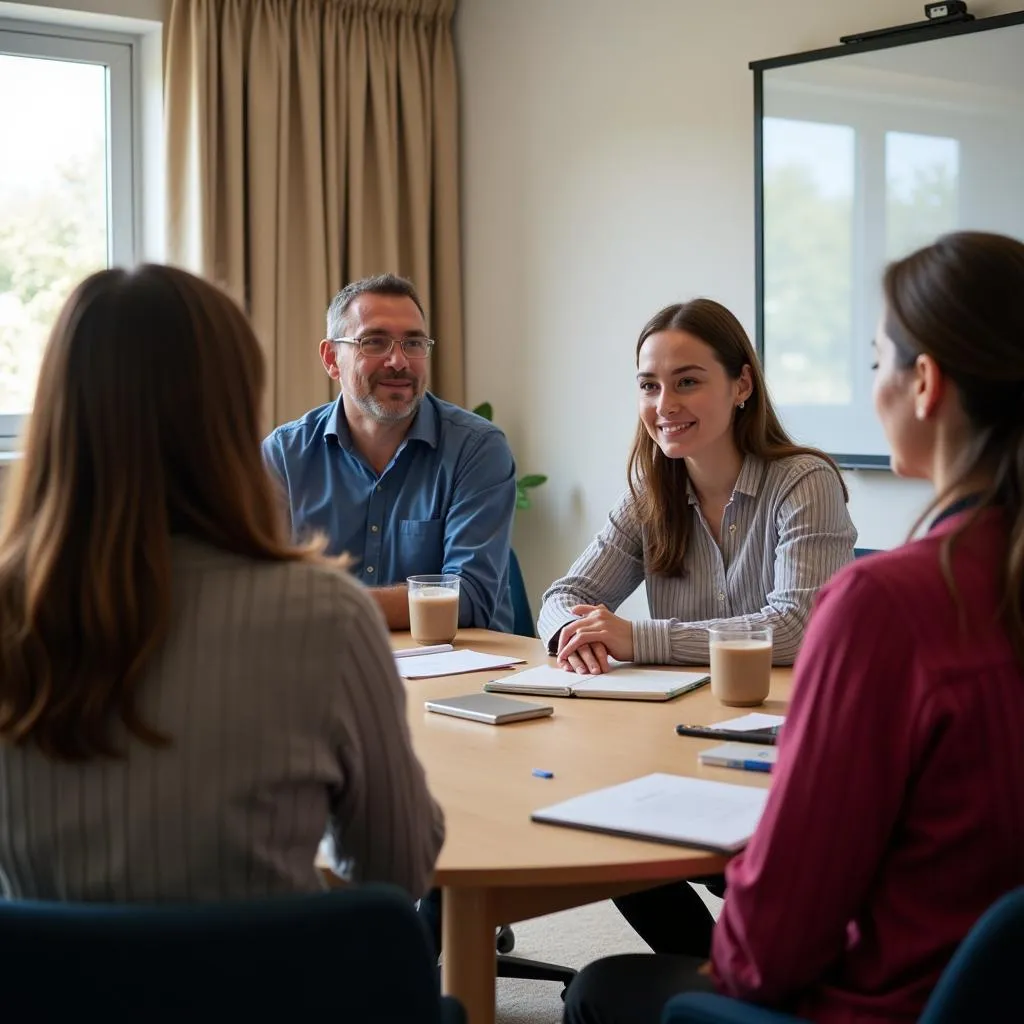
[563,233,1024,1024]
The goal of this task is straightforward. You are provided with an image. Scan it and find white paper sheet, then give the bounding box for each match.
[710,712,786,731]
[395,649,526,679]
[532,773,769,853]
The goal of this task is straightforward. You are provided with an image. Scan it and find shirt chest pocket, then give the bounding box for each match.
[397,519,445,576]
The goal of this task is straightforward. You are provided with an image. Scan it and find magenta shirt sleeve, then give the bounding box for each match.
[711,568,918,1007]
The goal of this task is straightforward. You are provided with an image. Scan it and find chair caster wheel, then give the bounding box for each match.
[496,925,515,954]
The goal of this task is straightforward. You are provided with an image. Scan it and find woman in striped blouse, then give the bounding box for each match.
[538,297,856,957]
[0,264,443,903]
[538,297,856,675]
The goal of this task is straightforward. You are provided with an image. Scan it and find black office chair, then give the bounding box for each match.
[853,547,880,558]
[0,886,465,1023]
[508,546,538,639]
[494,550,577,992]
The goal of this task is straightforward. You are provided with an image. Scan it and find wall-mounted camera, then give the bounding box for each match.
[925,2,969,20]
[841,2,973,45]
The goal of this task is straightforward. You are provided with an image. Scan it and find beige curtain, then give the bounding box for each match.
[164,0,464,429]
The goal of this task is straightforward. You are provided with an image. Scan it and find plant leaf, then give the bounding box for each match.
[518,474,547,489]
[516,493,531,510]
[472,401,493,421]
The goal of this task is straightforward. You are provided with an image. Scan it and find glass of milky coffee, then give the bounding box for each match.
[407,574,461,644]
[707,625,773,707]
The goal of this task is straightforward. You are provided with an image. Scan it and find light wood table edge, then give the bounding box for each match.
[432,849,726,888]
[316,850,726,895]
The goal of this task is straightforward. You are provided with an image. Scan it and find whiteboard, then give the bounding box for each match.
[753,15,1024,468]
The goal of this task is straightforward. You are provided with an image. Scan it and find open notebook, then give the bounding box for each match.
[532,773,769,853]
[483,663,709,702]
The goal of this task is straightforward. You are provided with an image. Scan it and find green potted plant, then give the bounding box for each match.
[472,402,547,510]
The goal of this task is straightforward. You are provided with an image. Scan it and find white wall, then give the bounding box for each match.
[0,0,163,29]
[456,0,1018,613]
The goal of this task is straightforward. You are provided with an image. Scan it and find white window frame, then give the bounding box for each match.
[0,19,142,448]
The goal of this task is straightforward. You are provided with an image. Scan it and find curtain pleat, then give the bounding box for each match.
[164,0,464,429]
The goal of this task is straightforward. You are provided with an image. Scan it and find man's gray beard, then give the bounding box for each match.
[351,388,424,423]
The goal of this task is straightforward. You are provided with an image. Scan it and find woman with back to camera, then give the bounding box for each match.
[0,264,443,902]
[537,297,857,957]
[564,231,1024,1024]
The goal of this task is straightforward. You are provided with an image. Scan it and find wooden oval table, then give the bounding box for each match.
[326,629,791,1024]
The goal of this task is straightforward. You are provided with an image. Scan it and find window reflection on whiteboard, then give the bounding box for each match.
[763,118,854,406]
[885,132,959,260]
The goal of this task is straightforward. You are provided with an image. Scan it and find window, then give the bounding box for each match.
[0,23,139,446]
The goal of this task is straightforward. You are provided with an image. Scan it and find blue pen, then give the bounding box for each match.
[532,769,554,779]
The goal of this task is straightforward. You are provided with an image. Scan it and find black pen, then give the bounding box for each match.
[675,724,780,746]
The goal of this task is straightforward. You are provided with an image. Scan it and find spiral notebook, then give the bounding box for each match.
[484,663,709,702]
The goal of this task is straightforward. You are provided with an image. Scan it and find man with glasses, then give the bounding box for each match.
[262,273,516,632]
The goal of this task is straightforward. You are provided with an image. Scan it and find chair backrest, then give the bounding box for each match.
[920,886,1024,1024]
[509,548,536,638]
[0,886,461,1023]
[664,889,1024,1024]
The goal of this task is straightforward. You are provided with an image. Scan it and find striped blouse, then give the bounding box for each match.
[538,454,857,665]
[0,537,444,903]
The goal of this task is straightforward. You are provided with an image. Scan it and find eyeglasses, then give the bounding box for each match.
[331,334,435,358]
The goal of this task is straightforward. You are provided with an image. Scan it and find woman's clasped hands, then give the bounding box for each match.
[556,604,635,674]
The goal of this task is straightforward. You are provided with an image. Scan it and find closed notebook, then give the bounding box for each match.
[484,664,709,702]
[531,773,769,853]
[698,743,778,773]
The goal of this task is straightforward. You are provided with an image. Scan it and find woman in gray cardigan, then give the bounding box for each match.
[0,263,443,903]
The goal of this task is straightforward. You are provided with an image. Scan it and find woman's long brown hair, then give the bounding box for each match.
[883,231,1024,666]
[627,298,846,576]
[0,265,323,761]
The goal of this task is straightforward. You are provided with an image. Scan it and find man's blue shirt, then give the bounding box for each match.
[262,394,516,632]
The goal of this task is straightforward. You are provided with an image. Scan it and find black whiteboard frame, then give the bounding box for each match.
[750,10,1024,472]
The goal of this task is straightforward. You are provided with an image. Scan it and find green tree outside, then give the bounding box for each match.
[0,143,107,414]
[764,134,957,406]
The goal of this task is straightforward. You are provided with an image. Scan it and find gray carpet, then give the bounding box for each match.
[493,887,723,1024]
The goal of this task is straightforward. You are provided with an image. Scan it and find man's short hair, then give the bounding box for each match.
[326,273,425,338]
